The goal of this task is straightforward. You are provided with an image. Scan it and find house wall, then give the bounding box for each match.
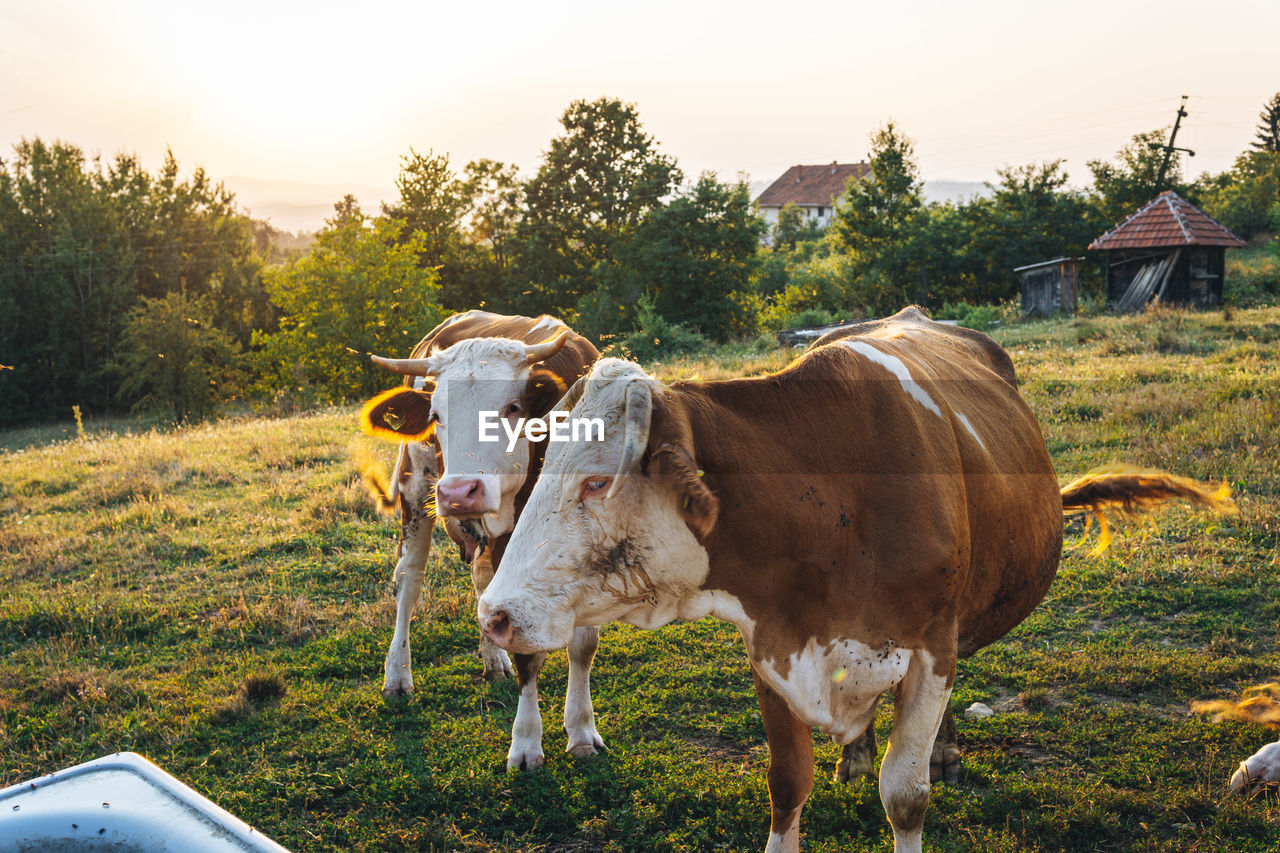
[1020,261,1078,316]
[758,202,840,232]
[1106,248,1225,308]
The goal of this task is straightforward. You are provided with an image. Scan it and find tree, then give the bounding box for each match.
[581,175,765,340]
[830,121,925,314]
[1087,128,1187,227]
[381,150,473,309]
[1198,150,1280,240]
[113,291,242,421]
[0,139,264,425]
[461,158,523,267]
[382,149,466,258]
[511,97,682,316]
[253,202,444,403]
[454,158,524,310]
[772,203,825,250]
[1254,93,1280,153]
[903,161,1104,308]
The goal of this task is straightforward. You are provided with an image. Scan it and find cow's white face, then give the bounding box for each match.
[366,333,569,539]
[478,359,717,654]
[426,338,536,536]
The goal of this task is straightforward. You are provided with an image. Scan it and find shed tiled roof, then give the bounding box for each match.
[1089,191,1247,251]
[756,162,872,208]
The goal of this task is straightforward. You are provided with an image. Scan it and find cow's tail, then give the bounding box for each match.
[1191,683,1280,733]
[356,443,404,515]
[1060,463,1236,555]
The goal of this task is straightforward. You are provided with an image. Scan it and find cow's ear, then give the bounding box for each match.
[647,444,718,539]
[644,394,718,539]
[359,387,435,442]
[525,367,569,418]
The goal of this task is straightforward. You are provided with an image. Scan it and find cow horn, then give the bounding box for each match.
[370,354,434,377]
[525,330,570,364]
[606,380,652,500]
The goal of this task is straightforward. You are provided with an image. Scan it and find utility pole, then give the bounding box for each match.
[1151,95,1196,192]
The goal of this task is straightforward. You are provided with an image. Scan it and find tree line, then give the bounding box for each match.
[2,95,1277,426]
[764,99,1280,329]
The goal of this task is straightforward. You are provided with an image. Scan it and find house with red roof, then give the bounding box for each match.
[1089,191,1247,311]
[755,161,871,232]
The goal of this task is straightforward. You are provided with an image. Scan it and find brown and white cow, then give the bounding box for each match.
[476,307,1233,852]
[360,310,602,769]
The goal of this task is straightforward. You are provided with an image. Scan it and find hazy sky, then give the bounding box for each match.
[3,0,1277,201]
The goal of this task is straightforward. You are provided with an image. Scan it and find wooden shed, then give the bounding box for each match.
[1016,257,1083,316]
[1089,191,1246,312]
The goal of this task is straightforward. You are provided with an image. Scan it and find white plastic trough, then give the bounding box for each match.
[0,752,290,852]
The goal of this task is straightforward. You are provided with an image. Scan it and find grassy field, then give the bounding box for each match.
[2,306,1279,852]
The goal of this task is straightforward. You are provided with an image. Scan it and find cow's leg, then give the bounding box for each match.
[753,670,814,853]
[879,652,953,853]
[836,707,878,783]
[382,446,437,697]
[507,651,547,770]
[930,705,961,783]
[564,625,605,757]
[468,549,513,680]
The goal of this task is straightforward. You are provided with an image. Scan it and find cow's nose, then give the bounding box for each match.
[482,610,512,649]
[437,478,484,513]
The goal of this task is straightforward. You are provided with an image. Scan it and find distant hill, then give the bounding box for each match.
[224,176,396,234]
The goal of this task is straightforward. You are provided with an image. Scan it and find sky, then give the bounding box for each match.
[2,0,1277,228]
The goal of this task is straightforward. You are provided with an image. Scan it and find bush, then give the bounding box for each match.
[933,301,1000,331]
[1226,252,1280,307]
[782,308,838,329]
[252,208,444,404]
[614,298,709,363]
[113,291,243,421]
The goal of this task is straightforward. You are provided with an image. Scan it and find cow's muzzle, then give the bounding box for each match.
[481,609,512,650]
[436,475,497,517]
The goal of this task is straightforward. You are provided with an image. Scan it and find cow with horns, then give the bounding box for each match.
[477,307,1234,853]
[359,310,602,770]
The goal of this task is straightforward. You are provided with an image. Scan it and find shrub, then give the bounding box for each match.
[934,301,1000,331]
[112,291,243,421]
[1226,252,1280,307]
[615,298,709,363]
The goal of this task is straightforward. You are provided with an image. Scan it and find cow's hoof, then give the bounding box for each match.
[382,677,414,698]
[930,745,962,784]
[567,731,606,759]
[482,649,514,681]
[506,750,545,771]
[834,755,875,784]
[483,661,513,682]
[835,729,877,784]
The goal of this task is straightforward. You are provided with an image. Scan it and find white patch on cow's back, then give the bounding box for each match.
[758,636,915,744]
[838,340,942,418]
[445,309,499,327]
[954,411,986,451]
[531,314,564,333]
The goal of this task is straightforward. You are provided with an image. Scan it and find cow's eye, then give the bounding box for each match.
[504,400,522,417]
[429,410,441,427]
[580,477,611,501]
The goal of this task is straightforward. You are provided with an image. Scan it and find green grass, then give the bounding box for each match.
[3,307,1280,851]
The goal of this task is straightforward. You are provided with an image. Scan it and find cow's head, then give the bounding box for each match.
[360,332,570,537]
[477,358,719,654]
